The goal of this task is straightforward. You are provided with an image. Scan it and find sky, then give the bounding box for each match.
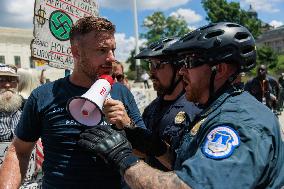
[0,0,284,62]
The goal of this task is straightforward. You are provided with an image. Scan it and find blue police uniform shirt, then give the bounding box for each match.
[15,76,145,189]
[174,85,284,189]
[143,93,201,170]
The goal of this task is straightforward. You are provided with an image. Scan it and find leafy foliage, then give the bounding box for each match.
[257,46,278,69]
[141,12,190,45]
[127,11,190,75]
[201,0,262,37]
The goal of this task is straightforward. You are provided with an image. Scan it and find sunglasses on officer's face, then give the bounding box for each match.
[178,54,205,69]
[146,59,169,70]
[112,74,124,82]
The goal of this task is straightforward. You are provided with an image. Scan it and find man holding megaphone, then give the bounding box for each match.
[0,16,145,189]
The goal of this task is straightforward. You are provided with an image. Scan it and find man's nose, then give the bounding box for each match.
[106,50,115,62]
[0,82,16,91]
[3,82,13,88]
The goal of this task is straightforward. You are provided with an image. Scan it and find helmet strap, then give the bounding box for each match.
[208,66,217,103]
[164,66,182,95]
[205,66,240,107]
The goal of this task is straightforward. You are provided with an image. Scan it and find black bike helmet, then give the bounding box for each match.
[135,37,180,65]
[164,22,256,72]
[135,37,183,96]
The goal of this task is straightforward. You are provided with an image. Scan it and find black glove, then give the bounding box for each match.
[78,125,140,175]
[124,127,167,157]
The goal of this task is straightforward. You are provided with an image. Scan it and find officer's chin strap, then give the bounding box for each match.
[164,66,183,96]
[203,66,241,108]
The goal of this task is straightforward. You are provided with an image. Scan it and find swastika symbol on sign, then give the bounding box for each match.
[49,10,73,41]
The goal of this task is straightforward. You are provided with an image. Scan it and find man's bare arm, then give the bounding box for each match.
[124,161,191,189]
[0,137,36,189]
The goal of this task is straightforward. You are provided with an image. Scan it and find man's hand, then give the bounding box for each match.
[78,125,139,175]
[103,99,131,129]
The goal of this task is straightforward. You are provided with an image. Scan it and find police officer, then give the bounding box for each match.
[78,22,284,189]
[133,38,201,170]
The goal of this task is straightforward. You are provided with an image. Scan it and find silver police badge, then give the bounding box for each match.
[175,111,186,124]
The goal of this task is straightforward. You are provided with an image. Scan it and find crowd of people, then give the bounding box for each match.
[0,16,283,189]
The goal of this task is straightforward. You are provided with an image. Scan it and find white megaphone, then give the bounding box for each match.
[67,75,114,126]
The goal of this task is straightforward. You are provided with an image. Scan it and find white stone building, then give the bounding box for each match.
[256,26,284,54]
[0,27,65,81]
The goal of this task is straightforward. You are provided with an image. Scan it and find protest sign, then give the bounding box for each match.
[31,0,99,69]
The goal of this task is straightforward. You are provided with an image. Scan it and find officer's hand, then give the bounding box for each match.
[78,125,139,175]
[125,127,167,157]
[103,99,131,129]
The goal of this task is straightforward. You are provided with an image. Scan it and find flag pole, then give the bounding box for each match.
[133,0,141,81]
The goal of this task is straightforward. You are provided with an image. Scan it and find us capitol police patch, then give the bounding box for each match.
[175,111,186,124]
[202,126,240,159]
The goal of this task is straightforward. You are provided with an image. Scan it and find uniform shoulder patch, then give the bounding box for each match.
[202,126,240,160]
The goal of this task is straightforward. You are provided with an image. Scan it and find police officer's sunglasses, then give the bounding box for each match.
[146,59,170,70]
[178,54,205,69]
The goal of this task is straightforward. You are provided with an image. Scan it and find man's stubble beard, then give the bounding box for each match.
[0,90,23,113]
[80,54,99,81]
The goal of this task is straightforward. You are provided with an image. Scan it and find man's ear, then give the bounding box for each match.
[215,63,229,80]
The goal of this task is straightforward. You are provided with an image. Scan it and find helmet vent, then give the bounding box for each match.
[153,44,164,51]
[205,30,224,39]
[242,45,254,54]
[226,23,240,28]
[199,23,216,31]
[181,33,195,42]
[235,32,250,40]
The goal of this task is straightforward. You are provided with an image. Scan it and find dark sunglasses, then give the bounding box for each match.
[147,59,169,70]
[0,76,18,84]
[178,54,205,69]
[112,74,124,82]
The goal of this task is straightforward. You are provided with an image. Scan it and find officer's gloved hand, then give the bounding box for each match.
[78,125,139,175]
[124,127,167,157]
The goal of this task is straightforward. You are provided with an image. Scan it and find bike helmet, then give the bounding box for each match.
[164,22,256,72]
[135,37,181,66]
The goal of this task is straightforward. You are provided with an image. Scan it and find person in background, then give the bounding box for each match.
[132,37,201,170]
[0,63,22,142]
[0,16,144,189]
[17,68,40,107]
[17,68,44,179]
[245,64,280,113]
[141,70,150,89]
[112,60,131,89]
[78,22,284,189]
[278,73,284,112]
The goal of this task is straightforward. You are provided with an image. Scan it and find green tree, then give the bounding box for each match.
[141,12,190,45]
[202,0,262,37]
[127,11,190,74]
[257,46,278,69]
